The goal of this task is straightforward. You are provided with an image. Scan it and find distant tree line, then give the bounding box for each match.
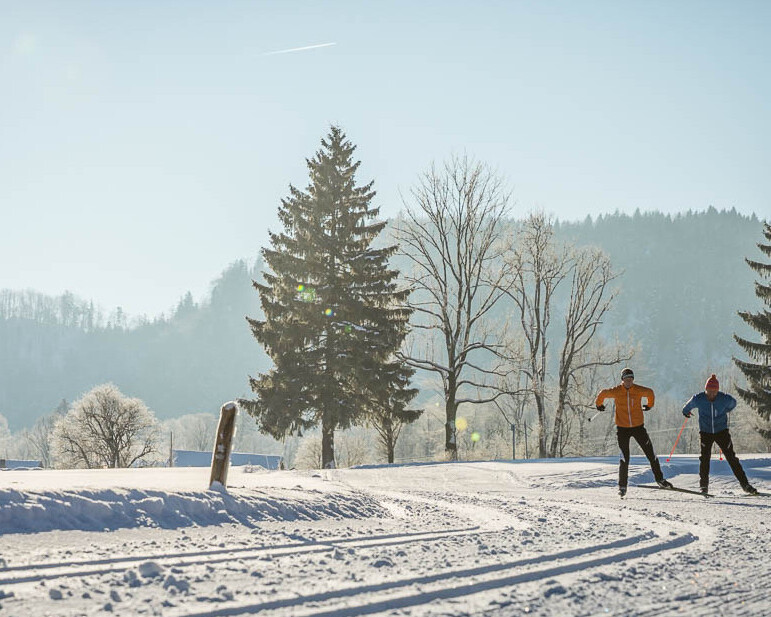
[0,262,270,431]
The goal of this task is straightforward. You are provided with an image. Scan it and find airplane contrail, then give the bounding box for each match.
[264,42,337,56]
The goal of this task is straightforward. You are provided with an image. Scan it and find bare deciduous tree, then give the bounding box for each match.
[24,399,68,467]
[397,155,516,460]
[162,412,219,455]
[0,414,13,459]
[293,435,323,470]
[52,384,160,468]
[489,334,532,458]
[370,401,422,464]
[550,248,630,456]
[503,213,570,457]
[293,429,374,469]
[502,213,630,457]
[334,429,375,468]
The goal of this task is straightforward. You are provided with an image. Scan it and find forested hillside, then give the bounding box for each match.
[555,207,762,396]
[0,261,269,430]
[0,208,764,431]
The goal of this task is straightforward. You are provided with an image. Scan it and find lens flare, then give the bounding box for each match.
[344,324,353,333]
[471,432,481,442]
[455,417,468,431]
[324,308,334,317]
[298,286,316,303]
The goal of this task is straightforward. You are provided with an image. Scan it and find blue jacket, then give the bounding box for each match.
[682,391,737,434]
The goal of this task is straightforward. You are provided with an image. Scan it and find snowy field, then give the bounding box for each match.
[1,456,770,617]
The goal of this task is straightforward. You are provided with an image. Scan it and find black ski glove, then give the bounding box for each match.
[596,404,605,411]
[643,405,651,411]
[684,411,692,418]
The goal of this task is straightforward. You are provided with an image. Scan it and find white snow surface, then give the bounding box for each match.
[1,455,770,616]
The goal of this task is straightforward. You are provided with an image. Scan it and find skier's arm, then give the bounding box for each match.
[595,388,612,411]
[682,396,696,418]
[641,386,655,411]
[725,394,737,412]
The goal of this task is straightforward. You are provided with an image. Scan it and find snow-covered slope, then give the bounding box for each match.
[1,456,769,616]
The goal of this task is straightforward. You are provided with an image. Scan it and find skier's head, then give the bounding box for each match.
[705,374,719,400]
[621,368,634,388]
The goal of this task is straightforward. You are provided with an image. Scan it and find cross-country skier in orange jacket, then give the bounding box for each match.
[595,367,672,497]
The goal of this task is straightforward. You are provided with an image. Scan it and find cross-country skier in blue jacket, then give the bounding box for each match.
[682,374,757,495]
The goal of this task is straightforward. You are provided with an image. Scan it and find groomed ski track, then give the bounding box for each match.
[1,456,769,616]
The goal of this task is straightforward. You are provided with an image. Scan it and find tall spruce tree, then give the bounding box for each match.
[241,126,419,468]
[734,221,771,442]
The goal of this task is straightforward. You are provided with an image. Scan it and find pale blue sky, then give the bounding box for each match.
[2,1,770,317]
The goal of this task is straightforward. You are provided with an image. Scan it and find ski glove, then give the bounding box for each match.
[642,405,651,411]
[683,411,693,418]
[596,404,606,411]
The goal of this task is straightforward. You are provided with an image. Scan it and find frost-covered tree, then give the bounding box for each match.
[293,429,375,469]
[163,412,218,452]
[0,413,12,458]
[52,384,160,468]
[734,221,771,443]
[241,126,417,468]
[24,399,68,467]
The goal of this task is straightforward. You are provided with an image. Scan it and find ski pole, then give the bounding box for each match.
[666,416,690,462]
[587,409,604,423]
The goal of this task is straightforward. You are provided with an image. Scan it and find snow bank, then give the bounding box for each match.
[2,455,769,535]
[0,468,388,534]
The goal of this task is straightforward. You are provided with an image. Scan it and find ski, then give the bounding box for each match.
[742,491,771,497]
[636,484,714,498]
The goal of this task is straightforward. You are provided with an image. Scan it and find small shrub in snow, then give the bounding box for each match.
[242,464,266,473]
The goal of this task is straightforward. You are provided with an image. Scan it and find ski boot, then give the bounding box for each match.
[742,484,759,495]
[656,479,674,489]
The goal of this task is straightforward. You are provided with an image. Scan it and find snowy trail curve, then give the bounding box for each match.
[1,457,769,616]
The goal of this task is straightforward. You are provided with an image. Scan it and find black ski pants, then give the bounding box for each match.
[617,425,664,488]
[699,429,749,489]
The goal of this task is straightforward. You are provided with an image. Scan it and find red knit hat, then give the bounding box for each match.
[705,374,719,391]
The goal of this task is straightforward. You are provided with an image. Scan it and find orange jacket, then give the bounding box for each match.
[595,383,655,428]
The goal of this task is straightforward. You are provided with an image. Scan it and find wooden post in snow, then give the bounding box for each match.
[209,402,237,489]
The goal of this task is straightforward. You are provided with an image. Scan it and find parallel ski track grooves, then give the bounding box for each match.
[633,578,769,617]
[0,526,481,586]
[170,532,696,617]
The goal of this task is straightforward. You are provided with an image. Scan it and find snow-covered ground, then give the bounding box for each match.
[1,455,770,616]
